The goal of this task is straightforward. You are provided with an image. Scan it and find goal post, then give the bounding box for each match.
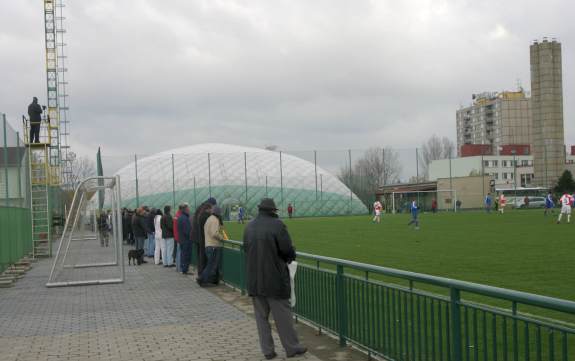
[389,189,458,213]
[46,176,125,287]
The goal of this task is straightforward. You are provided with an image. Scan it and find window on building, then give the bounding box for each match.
[503,173,508,180]
[484,161,489,167]
[492,160,498,167]
[510,173,514,180]
[521,160,529,166]
[493,173,499,180]
[502,160,507,167]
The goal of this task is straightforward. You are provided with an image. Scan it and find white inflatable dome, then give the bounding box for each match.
[113,143,367,217]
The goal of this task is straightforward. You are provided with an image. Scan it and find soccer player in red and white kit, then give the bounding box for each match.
[557,193,573,224]
[372,200,383,223]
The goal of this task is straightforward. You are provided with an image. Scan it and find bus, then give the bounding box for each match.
[495,187,548,208]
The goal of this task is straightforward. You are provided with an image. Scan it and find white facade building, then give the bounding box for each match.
[429,155,534,189]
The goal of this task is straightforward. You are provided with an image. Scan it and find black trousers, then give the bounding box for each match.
[180,240,192,273]
[30,123,40,143]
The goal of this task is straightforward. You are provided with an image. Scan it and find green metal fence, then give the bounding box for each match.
[215,240,575,361]
[0,207,32,273]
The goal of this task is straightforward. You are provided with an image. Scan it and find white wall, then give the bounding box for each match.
[428,157,482,181]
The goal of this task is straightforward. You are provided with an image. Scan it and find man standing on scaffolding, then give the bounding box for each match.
[27,97,44,143]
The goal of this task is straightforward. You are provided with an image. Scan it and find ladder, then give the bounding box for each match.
[29,145,51,257]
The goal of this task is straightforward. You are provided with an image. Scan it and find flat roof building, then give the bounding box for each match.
[456,90,532,156]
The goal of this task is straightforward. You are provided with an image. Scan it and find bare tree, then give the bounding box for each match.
[338,147,402,207]
[420,135,455,179]
[68,153,97,190]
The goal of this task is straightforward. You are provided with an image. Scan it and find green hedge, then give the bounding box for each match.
[0,207,32,273]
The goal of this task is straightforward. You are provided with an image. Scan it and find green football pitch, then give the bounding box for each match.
[224,210,574,301]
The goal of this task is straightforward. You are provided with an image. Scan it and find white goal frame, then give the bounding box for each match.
[46,176,125,287]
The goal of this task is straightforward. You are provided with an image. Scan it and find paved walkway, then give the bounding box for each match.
[0,245,323,361]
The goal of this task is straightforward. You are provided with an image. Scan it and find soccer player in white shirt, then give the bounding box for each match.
[557,193,573,224]
[372,200,383,223]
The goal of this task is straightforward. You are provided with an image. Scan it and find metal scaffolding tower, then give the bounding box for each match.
[23,0,72,257]
[55,0,72,187]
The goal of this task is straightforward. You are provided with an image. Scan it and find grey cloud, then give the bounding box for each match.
[0,0,573,161]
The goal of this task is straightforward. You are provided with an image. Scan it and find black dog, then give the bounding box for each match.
[128,249,144,265]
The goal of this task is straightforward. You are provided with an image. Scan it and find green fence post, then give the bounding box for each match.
[193,176,197,210]
[279,151,284,214]
[207,153,212,198]
[171,154,176,211]
[336,264,348,346]
[3,114,9,206]
[16,132,22,206]
[240,243,246,295]
[244,152,248,208]
[134,154,140,207]
[348,149,352,214]
[450,288,462,361]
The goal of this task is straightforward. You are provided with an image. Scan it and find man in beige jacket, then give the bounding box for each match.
[197,208,223,287]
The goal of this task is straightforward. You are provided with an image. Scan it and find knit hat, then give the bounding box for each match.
[206,197,217,206]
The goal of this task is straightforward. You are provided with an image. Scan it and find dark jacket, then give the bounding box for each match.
[146,211,155,234]
[177,211,191,244]
[191,206,212,273]
[161,212,174,238]
[28,101,43,123]
[191,208,210,243]
[243,210,296,299]
[132,213,150,238]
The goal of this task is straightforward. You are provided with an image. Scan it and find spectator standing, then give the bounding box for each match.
[161,206,175,267]
[243,198,307,360]
[145,207,156,257]
[287,203,293,219]
[198,207,224,286]
[177,204,192,275]
[173,205,183,272]
[98,211,109,247]
[431,199,437,213]
[132,207,150,260]
[523,196,530,208]
[154,209,163,265]
[192,198,217,275]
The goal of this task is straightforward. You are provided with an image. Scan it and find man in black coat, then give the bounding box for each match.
[27,97,43,143]
[145,207,156,257]
[132,207,150,256]
[191,198,216,275]
[177,204,192,275]
[243,198,306,360]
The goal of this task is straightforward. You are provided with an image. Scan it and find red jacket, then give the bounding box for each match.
[173,209,182,243]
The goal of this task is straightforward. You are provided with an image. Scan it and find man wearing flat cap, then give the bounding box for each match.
[243,198,307,360]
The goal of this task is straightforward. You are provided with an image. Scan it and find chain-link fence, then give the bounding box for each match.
[0,113,29,209]
[97,144,546,218]
[0,112,32,273]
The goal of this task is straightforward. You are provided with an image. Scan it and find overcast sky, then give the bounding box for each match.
[1,0,573,160]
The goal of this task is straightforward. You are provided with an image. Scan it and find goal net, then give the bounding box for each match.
[387,189,458,213]
[47,176,125,287]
